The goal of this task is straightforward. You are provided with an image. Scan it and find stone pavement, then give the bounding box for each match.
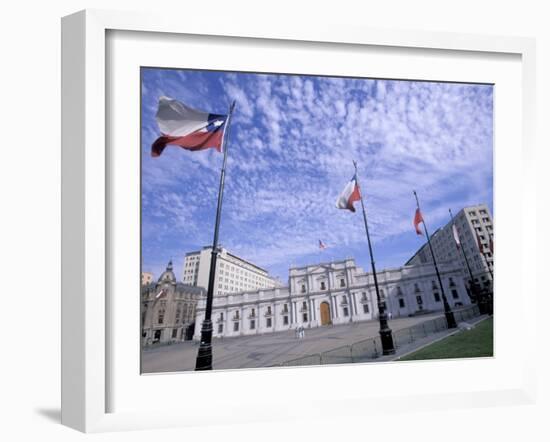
[141,311,473,373]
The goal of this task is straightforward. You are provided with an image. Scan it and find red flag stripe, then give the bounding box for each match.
[152,128,224,157]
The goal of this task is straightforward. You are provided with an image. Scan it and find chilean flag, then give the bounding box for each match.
[413,208,424,235]
[151,96,227,157]
[336,174,361,212]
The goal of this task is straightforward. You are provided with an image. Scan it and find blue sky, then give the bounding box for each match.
[141,68,493,282]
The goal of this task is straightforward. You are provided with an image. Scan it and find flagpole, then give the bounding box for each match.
[481,246,494,280]
[195,100,236,371]
[448,208,481,306]
[413,191,457,329]
[477,234,494,315]
[354,161,395,355]
[480,237,494,315]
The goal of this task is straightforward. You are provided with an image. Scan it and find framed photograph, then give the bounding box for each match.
[62,9,537,433]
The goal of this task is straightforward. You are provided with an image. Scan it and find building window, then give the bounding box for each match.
[363,304,369,314]
[301,284,306,293]
[172,329,178,339]
[218,324,223,333]
[250,320,255,330]
[233,322,239,332]
[398,298,405,308]
[341,295,347,304]
[320,281,326,290]
[283,316,289,325]
[343,307,349,317]
[251,308,256,317]
[267,306,272,315]
[414,283,421,292]
[340,278,345,287]
[380,289,385,298]
[266,318,272,328]
[158,309,165,324]
[449,277,456,287]
[452,289,459,299]
[283,304,288,313]
[431,280,438,290]
[303,313,308,322]
[433,292,441,302]
[416,295,423,305]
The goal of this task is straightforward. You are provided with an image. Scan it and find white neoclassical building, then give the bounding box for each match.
[194,258,471,339]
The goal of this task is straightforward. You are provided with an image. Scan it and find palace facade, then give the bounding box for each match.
[193,258,471,339]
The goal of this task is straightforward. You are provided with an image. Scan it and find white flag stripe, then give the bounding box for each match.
[156,96,213,137]
[452,224,461,246]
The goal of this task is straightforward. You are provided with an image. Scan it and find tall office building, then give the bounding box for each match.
[182,246,279,296]
[406,203,494,289]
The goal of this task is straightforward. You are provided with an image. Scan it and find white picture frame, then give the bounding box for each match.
[61,9,537,433]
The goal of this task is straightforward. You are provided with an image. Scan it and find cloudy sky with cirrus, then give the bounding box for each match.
[141,67,493,282]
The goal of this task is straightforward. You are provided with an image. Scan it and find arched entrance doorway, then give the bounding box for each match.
[320,301,331,326]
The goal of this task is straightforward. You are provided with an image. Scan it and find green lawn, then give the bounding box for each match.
[400,317,493,361]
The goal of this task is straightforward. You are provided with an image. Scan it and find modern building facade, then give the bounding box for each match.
[141,261,205,347]
[406,203,494,290]
[193,258,470,339]
[182,246,279,296]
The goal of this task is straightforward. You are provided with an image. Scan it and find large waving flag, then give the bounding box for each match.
[336,174,361,212]
[319,239,327,250]
[151,96,227,157]
[413,208,424,235]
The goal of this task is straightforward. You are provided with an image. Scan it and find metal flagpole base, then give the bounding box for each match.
[378,312,396,355]
[379,328,396,355]
[195,320,213,370]
[444,310,457,329]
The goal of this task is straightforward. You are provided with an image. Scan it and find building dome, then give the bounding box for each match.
[158,260,176,284]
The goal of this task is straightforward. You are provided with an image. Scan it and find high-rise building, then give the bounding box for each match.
[182,246,278,296]
[406,203,494,290]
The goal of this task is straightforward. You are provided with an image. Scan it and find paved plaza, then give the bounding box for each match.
[142,312,455,373]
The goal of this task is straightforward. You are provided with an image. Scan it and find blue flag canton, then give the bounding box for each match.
[206,113,227,132]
